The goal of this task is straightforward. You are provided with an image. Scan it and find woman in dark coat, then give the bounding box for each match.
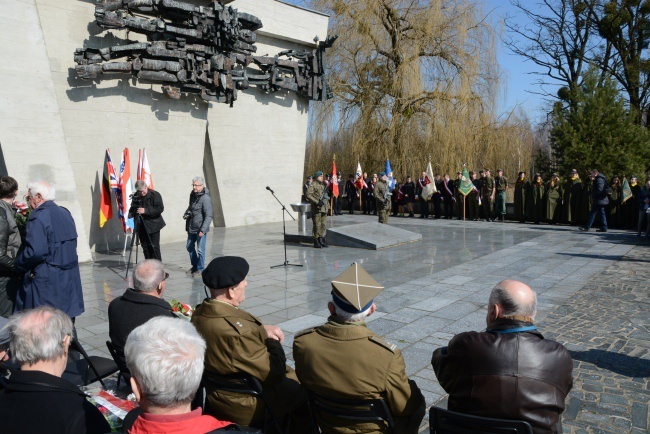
[544,174,562,224]
[0,177,21,318]
[607,176,622,228]
[513,172,528,223]
[527,174,545,224]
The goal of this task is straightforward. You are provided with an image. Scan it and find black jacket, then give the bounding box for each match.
[108,288,176,364]
[129,189,166,234]
[591,173,610,206]
[0,370,111,434]
[431,319,573,434]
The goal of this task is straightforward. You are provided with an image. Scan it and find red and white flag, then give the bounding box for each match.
[422,161,437,200]
[137,148,154,189]
[119,148,135,233]
[354,162,364,189]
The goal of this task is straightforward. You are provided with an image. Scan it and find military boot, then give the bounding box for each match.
[314,239,322,248]
[318,237,329,248]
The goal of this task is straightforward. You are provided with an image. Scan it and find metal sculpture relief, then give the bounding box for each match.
[74,0,336,105]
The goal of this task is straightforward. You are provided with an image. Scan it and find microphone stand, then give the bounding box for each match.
[266,187,303,269]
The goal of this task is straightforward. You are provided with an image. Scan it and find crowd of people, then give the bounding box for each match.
[303,168,650,236]
[1,255,573,434]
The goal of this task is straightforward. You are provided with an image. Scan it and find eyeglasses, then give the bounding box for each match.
[162,272,169,281]
[192,184,202,187]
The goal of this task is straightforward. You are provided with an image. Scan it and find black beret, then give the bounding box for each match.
[202,256,249,289]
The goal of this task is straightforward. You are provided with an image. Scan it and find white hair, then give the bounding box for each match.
[125,317,206,408]
[6,306,72,365]
[27,181,56,201]
[192,176,205,185]
[134,180,147,191]
[333,302,372,323]
[132,259,165,292]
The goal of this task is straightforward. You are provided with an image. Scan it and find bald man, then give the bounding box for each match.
[431,280,573,434]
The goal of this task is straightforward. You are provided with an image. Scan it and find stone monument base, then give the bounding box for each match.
[285,222,422,250]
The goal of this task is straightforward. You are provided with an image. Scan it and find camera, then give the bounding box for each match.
[183,210,192,220]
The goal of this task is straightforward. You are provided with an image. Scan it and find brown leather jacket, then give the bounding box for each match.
[431,319,573,434]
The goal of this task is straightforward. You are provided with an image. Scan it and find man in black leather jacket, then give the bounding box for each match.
[129,180,165,260]
[431,280,573,434]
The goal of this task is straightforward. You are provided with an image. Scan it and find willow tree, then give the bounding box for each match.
[307,0,504,176]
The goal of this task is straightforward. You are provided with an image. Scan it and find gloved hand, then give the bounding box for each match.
[318,200,324,207]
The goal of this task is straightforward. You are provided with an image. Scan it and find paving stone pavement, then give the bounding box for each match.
[76,214,648,432]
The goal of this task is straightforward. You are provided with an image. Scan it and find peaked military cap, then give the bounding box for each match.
[331,262,384,313]
[202,256,249,289]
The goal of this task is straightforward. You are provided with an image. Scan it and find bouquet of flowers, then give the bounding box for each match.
[170,299,193,320]
[88,390,137,431]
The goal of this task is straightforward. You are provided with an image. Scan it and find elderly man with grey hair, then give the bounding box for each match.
[14,181,84,320]
[0,306,111,433]
[128,179,165,260]
[432,280,573,434]
[108,259,176,366]
[184,176,213,276]
[123,317,234,433]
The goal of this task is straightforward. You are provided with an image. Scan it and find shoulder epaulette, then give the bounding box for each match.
[294,327,317,339]
[224,317,252,335]
[369,336,397,353]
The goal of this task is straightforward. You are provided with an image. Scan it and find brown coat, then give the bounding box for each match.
[191,299,290,426]
[431,319,573,434]
[293,317,425,434]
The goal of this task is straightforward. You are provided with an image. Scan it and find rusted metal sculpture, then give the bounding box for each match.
[74,0,336,104]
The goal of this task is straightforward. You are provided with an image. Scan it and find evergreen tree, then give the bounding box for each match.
[550,68,650,178]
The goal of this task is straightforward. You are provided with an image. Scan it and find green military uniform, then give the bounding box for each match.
[609,182,621,228]
[563,177,582,224]
[191,299,307,428]
[513,179,528,222]
[544,182,562,223]
[481,175,495,221]
[293,263,425,434]
[494,175,508,220]
[374,179,390,224]
[527,181,545,224]
[306,180,329,241]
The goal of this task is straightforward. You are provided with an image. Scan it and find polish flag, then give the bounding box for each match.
[137,148,155,189]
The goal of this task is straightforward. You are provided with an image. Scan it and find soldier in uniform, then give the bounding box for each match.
[563,169,582,225]
[191,256,310,432]
[306,171,329,249]
[302,175,312,203]
[374,172,390,224]
[492,169,508,221]
[293,263,426,434]
[481,169,495,222]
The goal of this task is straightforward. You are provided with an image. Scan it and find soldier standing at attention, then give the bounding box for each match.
[481,169,495,222]
[492,169,508,221]
[374,172,390,224]
[306,171,329,249]
[293,263,426,434]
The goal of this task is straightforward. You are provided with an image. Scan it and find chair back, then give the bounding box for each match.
[307,390,396,434]
[63,338,118,388]
[106,340,131,388]
[429,407,534,434]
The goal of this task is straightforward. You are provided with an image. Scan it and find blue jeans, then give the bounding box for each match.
[186,232,207,271]
[585,204,608,230]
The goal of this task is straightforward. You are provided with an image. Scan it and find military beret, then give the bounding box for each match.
[202,256,249,289]
[331,263,384,314]
[314,171,323,178]
[379,171,386,177]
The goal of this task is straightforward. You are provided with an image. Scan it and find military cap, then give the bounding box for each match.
[314,171,323,178]
[331,263,384,313]
[571,169,578,174]
[202,256,249,289]
[326,174,331,179]
[379,171,386,177]
[307,175,313,180]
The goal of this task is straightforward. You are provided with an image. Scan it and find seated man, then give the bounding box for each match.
[108,259,176,365]
[432,280,573,434]
[124,316,233,433]
[191,256,309,432]
[0,306,111,433]
[293,263,426,434]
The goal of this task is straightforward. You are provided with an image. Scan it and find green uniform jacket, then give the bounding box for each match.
[307,181,330,213]
[191,299,287,424]
[544,182,562,221]
[374,180,390,210]
[481,176,495,197]
[609,184,621,228]
[495,176,508,191]
[293,317,425,434]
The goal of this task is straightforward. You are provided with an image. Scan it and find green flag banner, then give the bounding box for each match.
[621,178,633,204]
[458,166,475,196]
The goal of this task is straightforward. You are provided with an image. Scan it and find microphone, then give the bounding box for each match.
[266,186,274,194]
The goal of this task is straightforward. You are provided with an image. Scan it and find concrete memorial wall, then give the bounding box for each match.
[0,0,328,261]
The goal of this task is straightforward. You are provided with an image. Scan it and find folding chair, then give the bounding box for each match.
[105,340,131,389]
[201,371,285,434]
[307,390,396,434]
[62,338,119,388]
[429,407,534,434]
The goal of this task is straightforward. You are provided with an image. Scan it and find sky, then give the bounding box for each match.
[282,0,551,123]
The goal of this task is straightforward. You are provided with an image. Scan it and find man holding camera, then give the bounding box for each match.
[185,177,213,276]
[129,180,165,261]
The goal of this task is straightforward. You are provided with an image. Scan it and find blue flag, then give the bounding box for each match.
[385,159,396,191]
